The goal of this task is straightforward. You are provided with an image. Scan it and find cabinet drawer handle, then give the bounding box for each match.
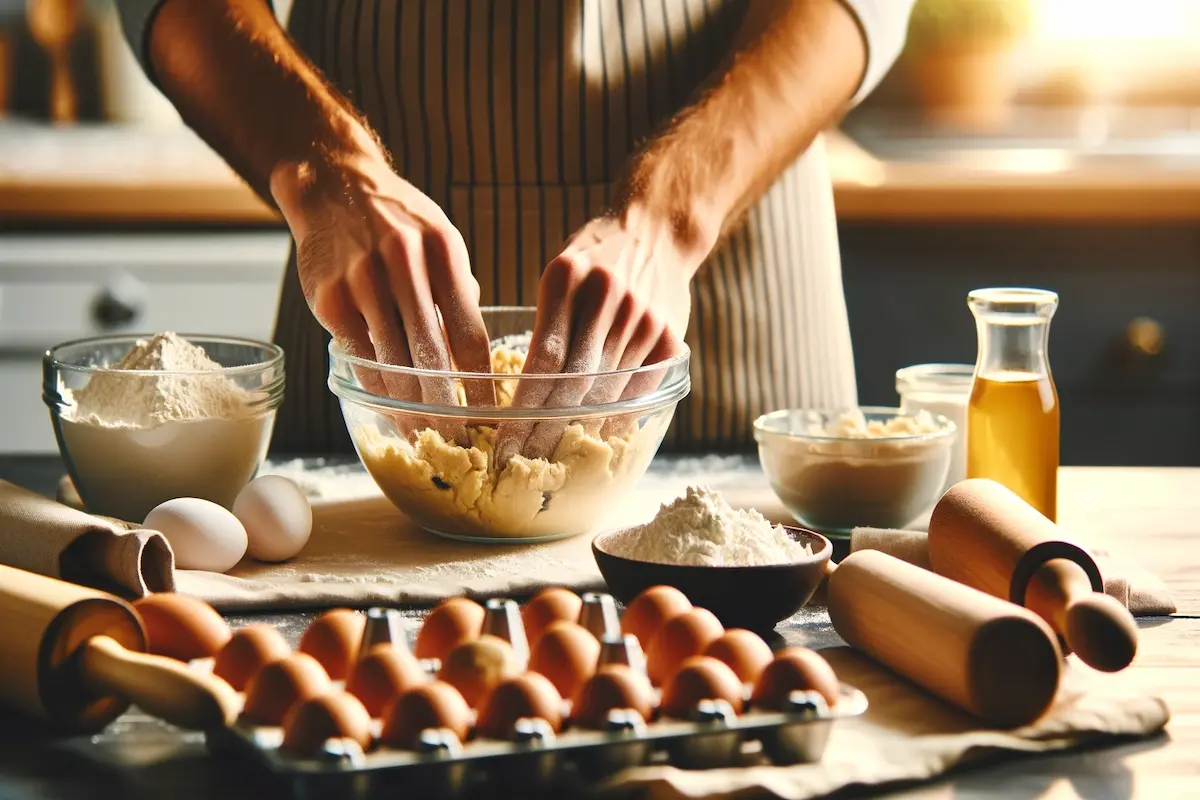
[1125,317,1164,358]
[90,273,146,330]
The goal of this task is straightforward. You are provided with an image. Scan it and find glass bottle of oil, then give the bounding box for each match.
[966,288,1060,521]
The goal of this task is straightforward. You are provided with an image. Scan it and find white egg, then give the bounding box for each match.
[144,498,248,573]
[233,475,313,562]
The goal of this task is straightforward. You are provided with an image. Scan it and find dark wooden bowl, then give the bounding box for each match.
[591,526,832,632]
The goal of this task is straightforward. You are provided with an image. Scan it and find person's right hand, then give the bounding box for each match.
[269,153,495,416]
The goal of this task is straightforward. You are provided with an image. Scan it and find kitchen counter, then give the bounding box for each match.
[6,118,1200,224]
[0,455,1196,799]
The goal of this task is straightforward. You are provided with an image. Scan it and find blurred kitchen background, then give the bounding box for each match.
[0,0,1197,464]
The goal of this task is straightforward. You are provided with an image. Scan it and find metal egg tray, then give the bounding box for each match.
[203,597,866,796]
[208,684,867,798]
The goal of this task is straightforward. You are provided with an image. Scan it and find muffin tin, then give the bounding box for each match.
[203,592,867,797]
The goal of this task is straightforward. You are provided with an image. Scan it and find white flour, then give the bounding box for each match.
[67,332,252,427]
[605,485,813,566]
[59,333,273,522]
[261,458,381,501]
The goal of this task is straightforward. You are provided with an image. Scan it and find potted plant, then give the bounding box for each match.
[906,0,1034,129]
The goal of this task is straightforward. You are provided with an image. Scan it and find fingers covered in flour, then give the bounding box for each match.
[517,266,625,459]
[424,232,496,408]
[599,330,683,439]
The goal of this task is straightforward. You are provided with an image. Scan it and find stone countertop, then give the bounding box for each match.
[6,121,1200,224]
[0,455,1195,800]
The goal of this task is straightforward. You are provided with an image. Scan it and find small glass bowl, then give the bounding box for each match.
[895,363,974,495]
[328,307,690,543]
[44,334,284,522]
[753,406,955,536]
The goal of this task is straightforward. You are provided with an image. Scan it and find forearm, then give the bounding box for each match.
[615,0,867,262]
[143,0,384,203]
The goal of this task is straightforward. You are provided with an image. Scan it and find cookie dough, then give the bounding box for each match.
[356,348,669,539]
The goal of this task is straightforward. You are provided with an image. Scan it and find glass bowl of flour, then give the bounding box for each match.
[44,333,284,522]
[329,307,690,543]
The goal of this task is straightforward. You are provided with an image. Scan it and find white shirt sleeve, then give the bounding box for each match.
[114,0,165,80]
[116,0,915,102]
[839,0,917,105]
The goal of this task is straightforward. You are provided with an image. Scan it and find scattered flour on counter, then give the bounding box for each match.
[66,332,253,427]
[605,486,813,567]
[260,458,381,502]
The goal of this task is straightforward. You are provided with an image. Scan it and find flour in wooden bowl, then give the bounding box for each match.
[604,486,813,567]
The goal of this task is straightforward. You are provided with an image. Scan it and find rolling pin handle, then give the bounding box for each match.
[1008,540,1104,607]
[77,636,240,731]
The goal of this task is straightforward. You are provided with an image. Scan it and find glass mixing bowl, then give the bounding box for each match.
[44,334,284,522]
[329,308,690,542]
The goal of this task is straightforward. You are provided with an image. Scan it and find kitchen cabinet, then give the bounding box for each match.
[841,222,1200,466]
[0,231,290,453]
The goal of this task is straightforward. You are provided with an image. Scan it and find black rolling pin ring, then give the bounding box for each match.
[1008,539,1105,608]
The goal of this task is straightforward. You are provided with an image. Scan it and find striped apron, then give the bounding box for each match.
[271,0,858,454]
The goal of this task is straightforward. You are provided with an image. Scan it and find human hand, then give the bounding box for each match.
[498,203,711,462]
[270,153,496,423]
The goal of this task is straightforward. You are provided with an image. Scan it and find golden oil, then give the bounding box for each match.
[966,288,1060,522]
[967,371,1059,521]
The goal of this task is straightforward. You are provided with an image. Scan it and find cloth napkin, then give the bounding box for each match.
[52,468,659,610]
[0,480,174,597]
[603,647,1169,800]
[849,526,1177,616]
[176,492,610,610]
[43,467,1179,615]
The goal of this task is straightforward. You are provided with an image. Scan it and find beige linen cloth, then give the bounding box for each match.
[37,469,1177,615]
[0,480,174,597]
[602,647,1169,800]
[849,527,1177,616]
[47,470,650,608]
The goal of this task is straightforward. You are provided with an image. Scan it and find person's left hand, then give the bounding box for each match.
[497,204,713,462]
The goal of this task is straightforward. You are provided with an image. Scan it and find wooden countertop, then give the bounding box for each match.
[0,455,1194,799]
[921,466,1199,799]
[5,123,1200,225]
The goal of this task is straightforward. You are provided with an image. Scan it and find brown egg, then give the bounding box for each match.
[214,623,292,691]
[438,635,522,708]
[621,585,692,650]
[751,648,840,711]
[521,588,583,645]
[346,644,429,717]
[414,597,485,661]
[299,608,366,681]
[242,652,332,726]
[281,691,372,757]
[661,656,744,719]
[134,593,231,662]
[528,621,601,700]
[646,608,724,686]
[704,629,774,685]
[475,672,564,740]
[570,664,655,730]
[379,681,473,751]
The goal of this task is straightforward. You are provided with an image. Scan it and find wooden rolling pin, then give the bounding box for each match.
[827,550,1063,727]
[0,564,239,734]
[928,479,1138,673]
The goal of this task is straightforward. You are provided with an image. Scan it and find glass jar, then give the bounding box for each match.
[895,363,974,496]
[966,287,1060,521]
